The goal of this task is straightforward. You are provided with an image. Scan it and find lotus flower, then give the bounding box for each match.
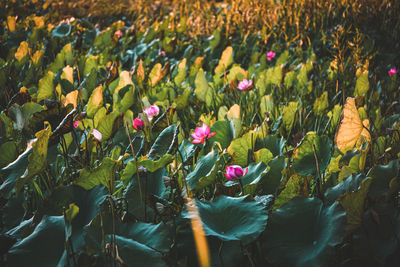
[144,104,160,121]
[191,123,216,144]
[73,120,79,128]
[389,68,398,77]
[225,165,248,181]
[267,51,276,61]
[237,79,253,91]
[92,129,102,141]
[158,51,166,57]
[114,30,123,38]
[133,117,144,131]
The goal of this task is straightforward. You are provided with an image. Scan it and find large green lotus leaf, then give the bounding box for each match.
[253,148,273,164]
[83,54,98,76]
[194,68,212,106]
[7,216,65,267]
[339,178,372,232]
[293,132,332,176]
[296,60,313,90]
[93,30,112,50]
[226,65,247,83]
[273,174,311,209]
[281,101,298,132]
[186,148,219,190]
[185,196,268,245]
[284,71,297,88]
[123,169,167,221]
[174,58,187,86]
[263,197,346,267]
[241,162,268,195]
[208,120,234,149]
[324,173,366,205]
[85,213,170,267]
[2,193,24,231]
[178,139,196,164]
[0,145,31,196]
[265,65,283,87]
[258,156,286,195]
[354,70,369,96]
[227,131,253,166]
[352,201,400,265]
[121,154,173,183]
[276,50,289,65]
[75,157,120,191]
[49,43,74,73]
[313,91,329,115]
[209,28,221,49]
[214,46,234,85]
[86,85,103,118]
[259,95,274,119]
[80,68,98,97]
[37,71,54,102]
[148,124,179,160]
[368,159,399,199]
[0,141,18,168]
[262,135,286,157]
[96,110,122,141]
[52,23,71,38]
[49,186,107,266]
[15,126,52,193]
[240,162,268,185]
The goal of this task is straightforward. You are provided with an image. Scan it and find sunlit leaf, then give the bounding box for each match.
[15,125,52,193]
[62,90,78,108]
[335,97,370,152]
[15,41,30,62]
[87,85,103,117]
[75,157,120,191]
[37,71,55,102]
[194,68,212,106]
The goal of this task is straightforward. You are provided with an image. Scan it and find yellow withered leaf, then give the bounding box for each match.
[33,16,45,29]
[227,104,241,120]
[92,85,103,107]
[31,50,43,65]
[15,41,30,61]
[7,16,17,32]
[335,97,371,152]
[63,90,79,108]
[137,59,145,83]
[62,65,74,84]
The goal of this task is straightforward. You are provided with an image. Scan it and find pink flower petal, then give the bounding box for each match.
[92,129,102,141]
[73,120,79,128]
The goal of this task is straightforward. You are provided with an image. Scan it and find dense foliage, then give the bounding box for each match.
[1,0,400,266]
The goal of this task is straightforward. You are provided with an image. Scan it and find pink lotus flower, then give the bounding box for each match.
[92,129,102,141]
[237,79,253,91]
[267,51,276,61]
[225,165,248,181]
[389,68,398,77]
[114,30,123,38]
[73,120,79,128]
[144,104,160,121]
[158,51,166,57]
[133,117,144,131]
[191,123,216,144]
